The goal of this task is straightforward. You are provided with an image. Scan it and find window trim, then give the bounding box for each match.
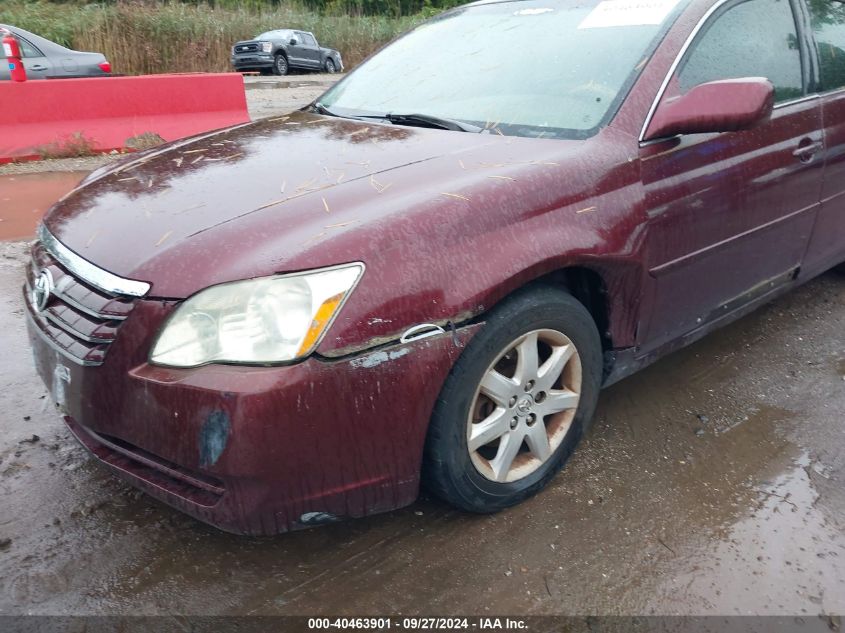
[803,0,845,95]
[13,33,43,58]
[639,0,808,143]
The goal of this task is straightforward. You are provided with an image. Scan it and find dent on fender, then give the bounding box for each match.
[344,320,477,368]
[321,311,480,359]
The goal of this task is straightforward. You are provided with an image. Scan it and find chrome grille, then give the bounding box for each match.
[25,227,150,367]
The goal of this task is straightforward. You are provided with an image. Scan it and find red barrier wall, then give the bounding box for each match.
[0,73,250,163]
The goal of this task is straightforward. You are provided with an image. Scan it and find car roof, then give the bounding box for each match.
[0,23,73,55]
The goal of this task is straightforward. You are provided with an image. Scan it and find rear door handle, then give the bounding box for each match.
[30,65,47,71]
[793,140,823,163]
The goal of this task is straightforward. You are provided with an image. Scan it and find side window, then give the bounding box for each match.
[16,36,42,58]
[677,0,803,103]
[808,0,845,91]
[302,33,317,47]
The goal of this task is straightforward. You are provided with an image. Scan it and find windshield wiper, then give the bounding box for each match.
[309,104,483,133]
[379,113,483,133]
[310,102,340,117]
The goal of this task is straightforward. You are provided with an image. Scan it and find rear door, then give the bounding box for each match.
[801,0,845,273]
[299,32,322,68]
[639,0,824,351]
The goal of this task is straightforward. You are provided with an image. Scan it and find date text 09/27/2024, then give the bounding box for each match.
[307,618,528,630]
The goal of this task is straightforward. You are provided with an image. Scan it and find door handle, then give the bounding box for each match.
[30,65,47,71]
[792,140,823,163]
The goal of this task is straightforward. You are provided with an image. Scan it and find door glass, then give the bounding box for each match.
[302,33,317,47]
[677,0,803,102]
[16,36,42,58]
[808,0,845,91]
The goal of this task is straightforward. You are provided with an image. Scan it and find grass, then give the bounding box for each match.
[35,132,97,159]
[0,1,422,75]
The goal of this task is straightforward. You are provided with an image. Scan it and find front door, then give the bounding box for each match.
[288,32,311,69]
[639,0,824,352]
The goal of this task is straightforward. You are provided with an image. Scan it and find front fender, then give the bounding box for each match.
[315,129,648,357]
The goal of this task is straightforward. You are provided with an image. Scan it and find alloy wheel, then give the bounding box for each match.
[275,55,288,75]
[467,329,582,483]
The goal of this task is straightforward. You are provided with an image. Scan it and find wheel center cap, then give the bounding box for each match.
[516,396,534,417]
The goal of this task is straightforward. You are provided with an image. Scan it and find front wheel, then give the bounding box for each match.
[272,54,288,76]
[423,286,603,513]
[325,58,337,74]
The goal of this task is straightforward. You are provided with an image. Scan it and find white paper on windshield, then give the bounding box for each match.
[578,0,680,29]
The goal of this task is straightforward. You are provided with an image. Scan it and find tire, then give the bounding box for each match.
[835,262,845,275]
[325,58,337,74]
[423,286,603,513]
[272,53,289,76]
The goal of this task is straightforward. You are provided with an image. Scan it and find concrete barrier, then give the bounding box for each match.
[0,73,250,163]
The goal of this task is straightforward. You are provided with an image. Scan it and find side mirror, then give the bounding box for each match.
[643,78,775,141]
[289,38,298,45]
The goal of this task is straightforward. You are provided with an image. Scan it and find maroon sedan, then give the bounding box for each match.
[25,0,845,534]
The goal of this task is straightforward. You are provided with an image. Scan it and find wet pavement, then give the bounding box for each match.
[0,173,87,241]
[0,232,843,615]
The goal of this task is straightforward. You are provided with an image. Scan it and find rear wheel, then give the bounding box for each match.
[423,286,603,512]
[325,58,337,74]
[272,53,289,76]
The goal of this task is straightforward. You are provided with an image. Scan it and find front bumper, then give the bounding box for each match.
[26,289,479,534]
[230,54,273,70]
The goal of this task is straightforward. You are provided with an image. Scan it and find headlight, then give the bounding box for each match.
[150,263,364,368]
[260,41,272,53]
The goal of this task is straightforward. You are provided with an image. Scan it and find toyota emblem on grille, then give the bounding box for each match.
[32,269,53,312]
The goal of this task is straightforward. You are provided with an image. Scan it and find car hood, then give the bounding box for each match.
[44,110,595,298]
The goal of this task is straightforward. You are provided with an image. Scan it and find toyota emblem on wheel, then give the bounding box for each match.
[32,269,53,312]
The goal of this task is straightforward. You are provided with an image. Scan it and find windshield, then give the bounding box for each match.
[320,0,685,139]
[257,30,291,40]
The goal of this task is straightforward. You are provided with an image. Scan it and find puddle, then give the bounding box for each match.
[650,451,845,614]
[0,172,88,241]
